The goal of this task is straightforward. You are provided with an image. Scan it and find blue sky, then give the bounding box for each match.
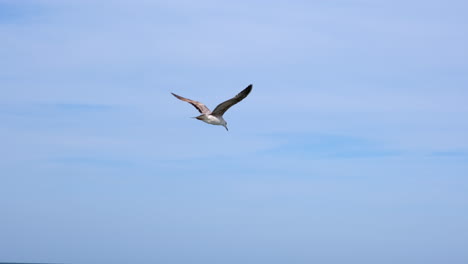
[1,0,467,263]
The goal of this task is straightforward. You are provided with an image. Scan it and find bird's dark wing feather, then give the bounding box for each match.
[211,84,252,117]
[171,93,211,114]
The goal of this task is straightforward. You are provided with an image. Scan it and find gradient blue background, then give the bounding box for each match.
[1,0,468,263]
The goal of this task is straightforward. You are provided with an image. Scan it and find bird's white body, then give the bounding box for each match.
[196,114,226,126]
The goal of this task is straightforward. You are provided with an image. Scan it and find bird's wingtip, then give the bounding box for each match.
[244,84,253,93]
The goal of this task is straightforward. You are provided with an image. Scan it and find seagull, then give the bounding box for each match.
[171,84,253,131]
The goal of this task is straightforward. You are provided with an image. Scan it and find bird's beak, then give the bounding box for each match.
[224,125,228,131]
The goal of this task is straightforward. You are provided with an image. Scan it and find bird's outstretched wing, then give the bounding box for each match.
[171,93,211,114]
[211,84,252,117]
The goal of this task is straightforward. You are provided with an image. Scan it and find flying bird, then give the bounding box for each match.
[171,84,253,131]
